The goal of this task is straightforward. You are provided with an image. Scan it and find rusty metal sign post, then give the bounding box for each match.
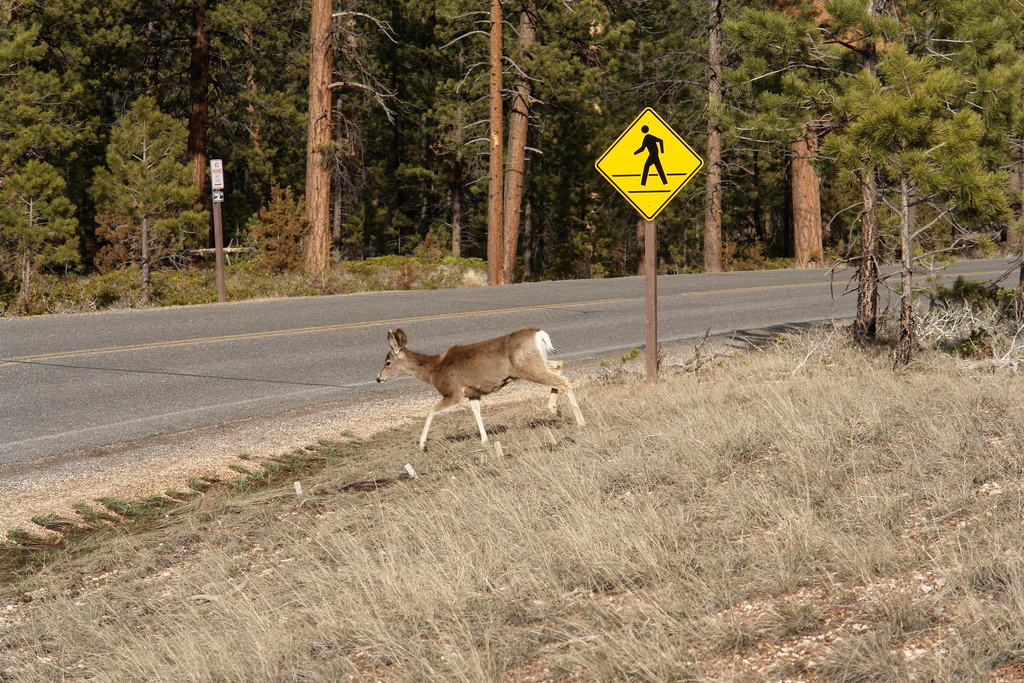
[643,218,658,381]
[210,159,227,303]
[595,108,704,383]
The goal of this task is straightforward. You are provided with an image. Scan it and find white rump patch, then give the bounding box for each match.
[535,330,555,360]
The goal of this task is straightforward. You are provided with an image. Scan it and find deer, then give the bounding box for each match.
[376,327,585,450]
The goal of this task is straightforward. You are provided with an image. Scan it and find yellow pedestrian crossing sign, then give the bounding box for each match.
[595,108,704,220]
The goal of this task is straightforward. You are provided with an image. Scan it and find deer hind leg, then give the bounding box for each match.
[420,395,462,451]
[526,366,585,426]
[545,361,564,414]
[547,388,559,414]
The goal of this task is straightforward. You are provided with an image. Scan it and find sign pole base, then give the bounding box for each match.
[213,202,226,303]
[644,218,658,383]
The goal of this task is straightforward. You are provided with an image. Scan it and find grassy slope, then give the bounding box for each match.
[2,329,1024,682]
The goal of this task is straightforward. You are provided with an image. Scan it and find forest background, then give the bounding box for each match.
[3,0,1024,322]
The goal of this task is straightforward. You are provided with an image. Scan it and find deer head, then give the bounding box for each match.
[376,328,409,383]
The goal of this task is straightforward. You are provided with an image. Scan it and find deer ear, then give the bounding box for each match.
[388,328,407,352]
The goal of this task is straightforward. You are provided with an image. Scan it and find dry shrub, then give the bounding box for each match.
[4,331,1024,681]
[248,186,310,274]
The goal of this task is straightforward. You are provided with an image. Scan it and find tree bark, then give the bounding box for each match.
[487,0,504,285]
[1016,93,1024,303]
[304,0,333,272]
[792,131,823,267]
[894,175,915,370]
[854,3,880,340]
[703,0,723,273]
[17,251,31,312]
[855,171,880,340]
[502,0,536,285]
[451,154,463,258]
[522,182,533,277]
[141,215,151,303]
[187,0,212,245]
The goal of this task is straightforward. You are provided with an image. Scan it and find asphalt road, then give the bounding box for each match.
[2,258,1018,471]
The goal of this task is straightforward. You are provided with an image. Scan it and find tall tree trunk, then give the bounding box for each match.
[141,216,151,303]
[502,0,536,285]
[244,26,261,156]
[449,40,466,259]
[332,112,345,261]
[703,0,723,273]
[854,5,880,340]
[243,24,266,215]
[1018,97,1024,301]
[17,251,31,312]
[304,0,333,272]
[451,154,463,258]
[894,175,915,370]
[855,171,880,340]
[487,0,504,285]
[792,130,823,267]
[522,182,533,277]
[187,0,212,246]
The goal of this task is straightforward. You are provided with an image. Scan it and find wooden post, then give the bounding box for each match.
[212,200,226,303]
[210,159,226,303]
[644,218,658,383]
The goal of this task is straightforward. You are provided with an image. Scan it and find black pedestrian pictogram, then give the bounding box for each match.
[634,125,667,186]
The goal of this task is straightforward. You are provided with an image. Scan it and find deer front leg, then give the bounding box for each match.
[547,388,559,414]
[565,384,585,425]
[469,399,488,443]
[420,395,462,450]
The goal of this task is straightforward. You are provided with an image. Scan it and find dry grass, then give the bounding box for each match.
[3,329,1024,682]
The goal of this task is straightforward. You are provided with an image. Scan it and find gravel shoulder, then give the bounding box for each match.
[0,366,606,535]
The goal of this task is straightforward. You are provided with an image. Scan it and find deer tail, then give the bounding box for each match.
[536,330,556,358]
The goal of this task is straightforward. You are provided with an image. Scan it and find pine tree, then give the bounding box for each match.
[91,97,206,302]
[0,15,85,296]
[822,0,1022,368]
[0,161,79,311]
[725,1,835,268]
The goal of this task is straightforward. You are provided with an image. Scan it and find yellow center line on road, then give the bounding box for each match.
[1,297,636,367]
[2,267,1006,368]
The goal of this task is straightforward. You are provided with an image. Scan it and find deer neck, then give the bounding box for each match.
[403,350,440,384]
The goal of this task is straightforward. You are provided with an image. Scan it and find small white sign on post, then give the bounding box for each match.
[210,158,224,190]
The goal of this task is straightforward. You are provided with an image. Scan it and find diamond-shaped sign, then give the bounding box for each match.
[595,108,704,220]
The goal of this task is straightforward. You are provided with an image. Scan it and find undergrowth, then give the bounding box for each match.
[1,255,487,316]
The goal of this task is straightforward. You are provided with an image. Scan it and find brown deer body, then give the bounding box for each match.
[376,327,585,450]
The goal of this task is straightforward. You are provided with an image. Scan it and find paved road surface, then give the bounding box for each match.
[2,258,1018,474]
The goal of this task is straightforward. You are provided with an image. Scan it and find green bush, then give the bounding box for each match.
[0,270,20,312]
[930,276,1018,313]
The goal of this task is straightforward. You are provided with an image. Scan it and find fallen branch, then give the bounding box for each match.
[683,327,722,373]
[792,345,818,377]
